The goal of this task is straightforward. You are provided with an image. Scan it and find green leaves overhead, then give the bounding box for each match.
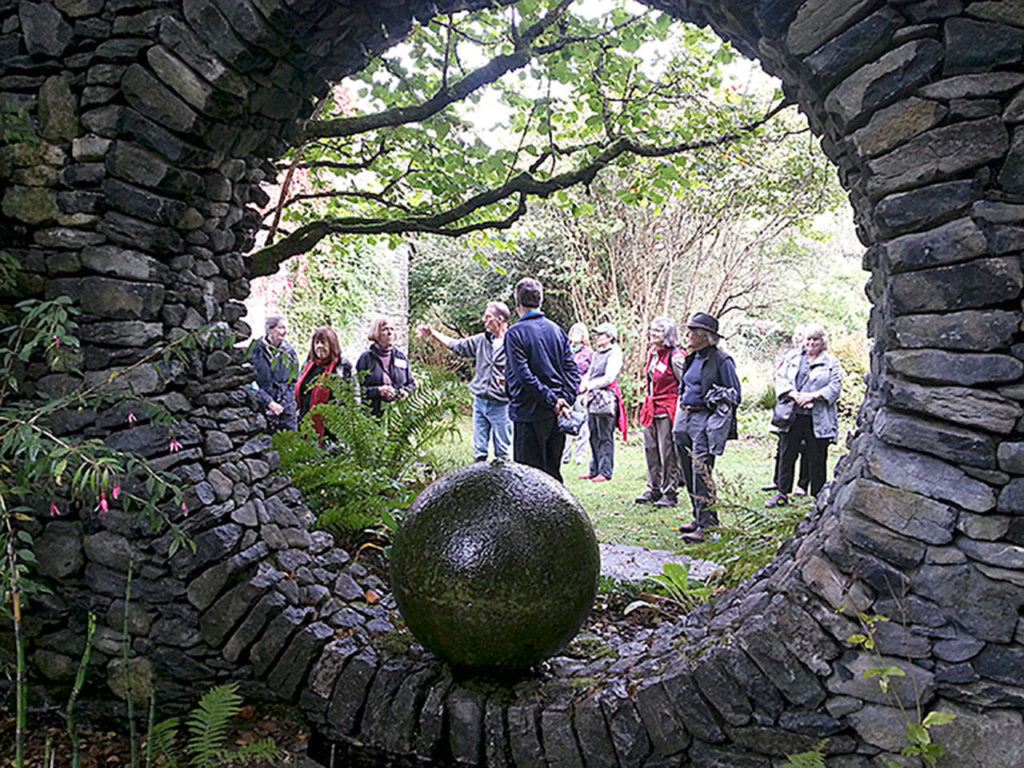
[258,0,795,271]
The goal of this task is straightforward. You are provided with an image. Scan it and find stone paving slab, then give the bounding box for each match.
[599,543,722,584]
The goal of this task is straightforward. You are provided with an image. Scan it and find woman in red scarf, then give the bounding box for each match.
[636,317,686,507]
[294,326,354,438]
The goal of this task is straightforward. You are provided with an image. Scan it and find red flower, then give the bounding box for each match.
[181,500,190,517]
[169,438,182,452]
[112,484,121,500]
[95,492,109,515]
[49,501,61,517]
[52,336,61,348]
[126,411,137,426]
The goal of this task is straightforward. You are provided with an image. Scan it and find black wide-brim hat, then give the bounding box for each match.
[686,312,720,335]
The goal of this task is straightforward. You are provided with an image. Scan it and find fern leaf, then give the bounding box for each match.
[145,717,181,767]
[186,684,243,768]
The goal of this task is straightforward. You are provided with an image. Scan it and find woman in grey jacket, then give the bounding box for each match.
[767,324,843,506]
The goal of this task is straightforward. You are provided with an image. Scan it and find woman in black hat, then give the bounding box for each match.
[672,312,742,543]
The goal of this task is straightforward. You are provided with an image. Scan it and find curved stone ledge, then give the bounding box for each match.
[3,0,1024,765]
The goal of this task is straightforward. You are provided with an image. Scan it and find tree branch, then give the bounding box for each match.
[254,100,790,277]
[301,0,574,142]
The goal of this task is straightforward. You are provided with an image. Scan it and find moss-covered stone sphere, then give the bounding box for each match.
[390,461,600,670]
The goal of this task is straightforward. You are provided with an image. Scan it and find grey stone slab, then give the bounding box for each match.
[841,509,926,568]
[572,694,619,768]
[384,663,442,756]
[414,669,453,760]
[887,377,1022,436]
[266,620,334,700]
[944,17,1024,74]
[825,39,943,130]
[786,0,875,56]
[837,477,957,545]
[863,437,996,513]
[249,604,311,677]
[660,667,728,743]
[886,349,1023,386]
[358,659,415,751]
[874,179,979,237]
[875,408,997,469]
[890,256,1023,315]
[999,126,1024,194]
[737,618,826,709]
[507,701,546,768]
[447,685,486,766]
[634,678,691,757]
[601,692,651,768]
[326,647,378,737]
[892,310,1019,352]
[915,563,1024,642]
[804,8,904,90]
[882,217,988,273]
[851,96,947,158]
[540,701,582,768]
[933,698,1024,767]
[692,647,752,727]
[827,651,935,708]
[866,117,1009,198]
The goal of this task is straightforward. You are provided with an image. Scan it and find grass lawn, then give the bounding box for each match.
[429,416,840,556]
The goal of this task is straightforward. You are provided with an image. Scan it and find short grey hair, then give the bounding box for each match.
[515,278,543,309]
[266,316,285,333]
[649,316,678,347]
[804,323,828,350]
[690,327,720,347]
[487,301,511,323]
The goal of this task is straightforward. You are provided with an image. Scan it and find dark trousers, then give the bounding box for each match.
[673,418,718,529]
[777,414,829,496]
[772,435,809,490]
[588,413,615,479]
[513,417,566,483]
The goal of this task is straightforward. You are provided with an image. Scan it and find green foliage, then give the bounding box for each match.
[681,478,809,588]
[283,240,390,350]
[145,684,278,768]
[274,367,464,533]
[781,744,826,768]
[642,562,714,611]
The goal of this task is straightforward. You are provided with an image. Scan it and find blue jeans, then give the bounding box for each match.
[473,396,511,461]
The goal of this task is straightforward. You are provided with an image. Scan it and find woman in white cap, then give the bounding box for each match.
[579,322,624,482]
[673,312,742,543]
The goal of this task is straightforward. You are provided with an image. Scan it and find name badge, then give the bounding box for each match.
[655,362,668,373]
[395,358,408,369]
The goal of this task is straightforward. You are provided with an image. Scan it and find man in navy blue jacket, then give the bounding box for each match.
[504,278,580,482]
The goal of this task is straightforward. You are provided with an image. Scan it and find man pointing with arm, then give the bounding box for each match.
[418,301,512,462]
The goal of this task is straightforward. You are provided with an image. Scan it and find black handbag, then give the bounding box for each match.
[771,397,796,429]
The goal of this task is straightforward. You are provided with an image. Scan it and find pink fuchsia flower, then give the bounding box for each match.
[126,411,137,426]
[169,438,182,452]
[112,484,121,500]
[181,500,189,517]
[49,501,61,517]
[95,492,109,515]
[52,336,61,348]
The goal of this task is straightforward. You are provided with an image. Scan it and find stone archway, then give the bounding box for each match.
[3,0,1024,764]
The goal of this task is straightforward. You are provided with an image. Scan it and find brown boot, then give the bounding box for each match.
[678,520,699,534]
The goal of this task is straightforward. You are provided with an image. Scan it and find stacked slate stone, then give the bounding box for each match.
[4,0,1024,765]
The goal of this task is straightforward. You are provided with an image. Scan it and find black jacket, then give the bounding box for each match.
[356,343,416,417]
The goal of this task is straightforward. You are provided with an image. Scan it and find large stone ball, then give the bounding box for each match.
[390,461,600,670]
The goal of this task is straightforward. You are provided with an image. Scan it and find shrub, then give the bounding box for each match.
[273,367,464,533]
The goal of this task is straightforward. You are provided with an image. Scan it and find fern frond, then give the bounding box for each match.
[145,717,181,767]
[185,684,242,768]
[230,739,280,764]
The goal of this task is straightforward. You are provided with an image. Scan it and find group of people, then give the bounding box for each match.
[251,280,844,545]
[250,315,415,438]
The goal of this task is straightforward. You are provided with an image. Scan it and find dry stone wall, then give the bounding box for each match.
[3,0,1024,765]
